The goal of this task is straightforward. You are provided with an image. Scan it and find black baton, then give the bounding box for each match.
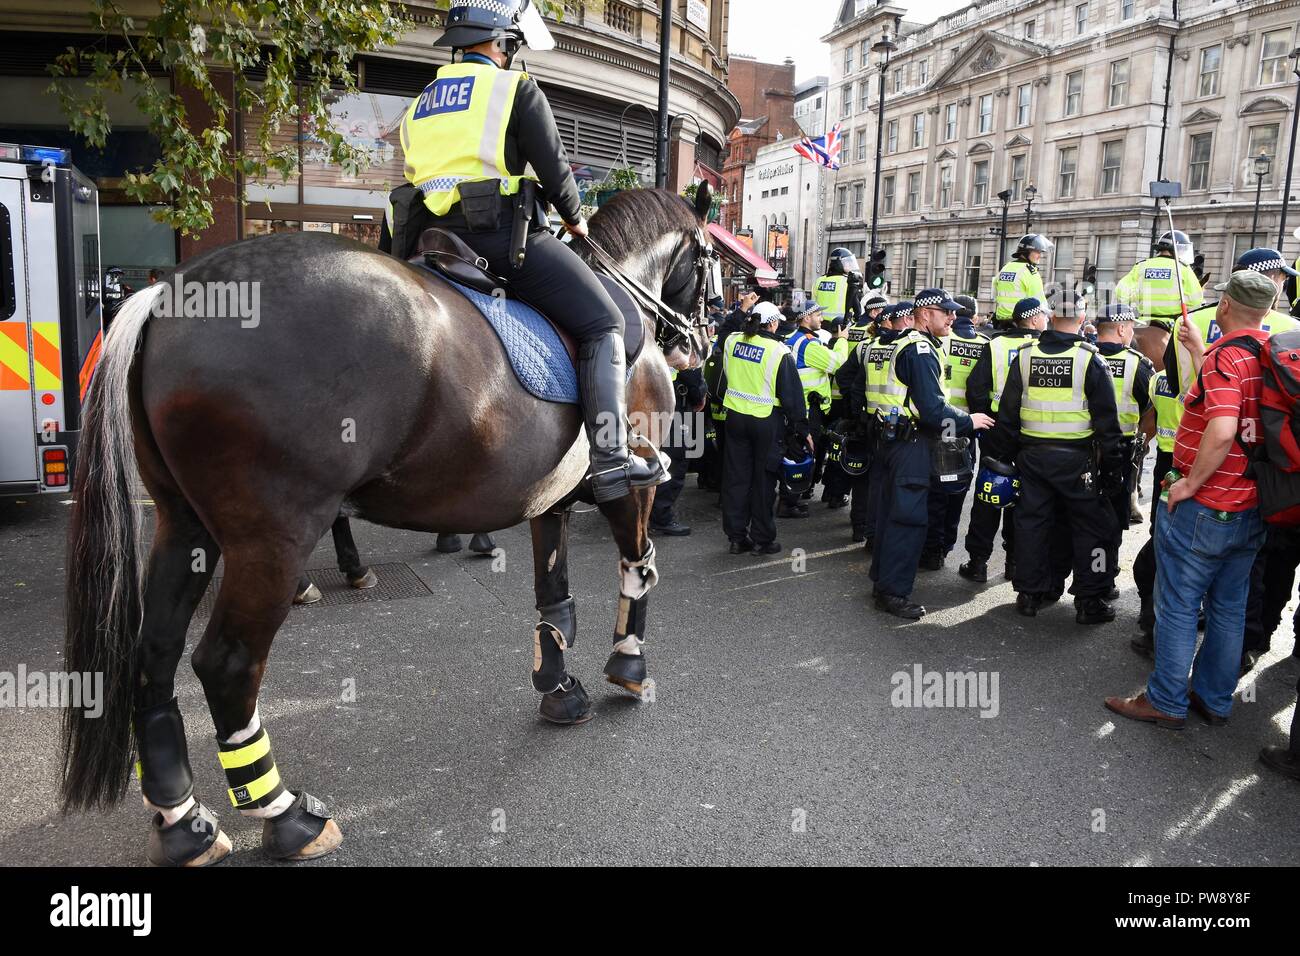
[511,180,535,270]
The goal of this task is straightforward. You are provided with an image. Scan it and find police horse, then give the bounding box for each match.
[60,186,715,865]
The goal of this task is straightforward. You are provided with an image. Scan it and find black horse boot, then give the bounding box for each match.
[580,332,668,503]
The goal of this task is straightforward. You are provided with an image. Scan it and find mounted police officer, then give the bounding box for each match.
[826,290,889,510]
[1094,303,1153,598]
[386,0,664,503]
[990,301,1123,623]
[778,303,843,518]
[864,289,994,618]
[813,248,864,326]
[922,294,985,569]
[959,296,1047,582]
[993,235,1050,325]
[1114,231,1203,334]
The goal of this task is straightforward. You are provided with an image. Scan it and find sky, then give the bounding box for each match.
[727,0,973,82]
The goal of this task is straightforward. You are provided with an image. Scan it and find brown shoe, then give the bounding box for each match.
[1188,690,1228,726]
[1104,692,1185,730]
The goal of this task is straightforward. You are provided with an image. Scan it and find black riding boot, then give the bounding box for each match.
[581,331,667,503]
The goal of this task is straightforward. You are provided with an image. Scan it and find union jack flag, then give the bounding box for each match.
[793,123,842,170]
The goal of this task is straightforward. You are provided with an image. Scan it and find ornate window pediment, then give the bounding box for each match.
[936,147,957,161]
[1183,108,1219,125]
[969,141,992,154]
[1240,96,1289,116]
[1005,133,1031,148]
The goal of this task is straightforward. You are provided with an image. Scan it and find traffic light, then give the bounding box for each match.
[1193,253,1208,286]
[1082,260,1097,296]
[866,248,887,289]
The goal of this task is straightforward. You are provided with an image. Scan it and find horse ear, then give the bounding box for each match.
[693,182,712,222]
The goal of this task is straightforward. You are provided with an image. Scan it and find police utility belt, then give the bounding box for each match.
[453,179,537,269]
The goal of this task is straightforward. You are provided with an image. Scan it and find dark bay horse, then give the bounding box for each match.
[61,185,714,864]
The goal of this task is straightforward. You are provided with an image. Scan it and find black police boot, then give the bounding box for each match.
[649,519,691,537]
[777,501,809,518]
[580,332,668,503]
[919,552,943,571]
[826,494,848,509]
[1132,595,1155,658]
[874,592,926,620]
[1076,597,1116,625]
[851,528,866,543]
[958,559,988,583]
[729,538,754,555]
[1259,746,1300,781]
[753,540,782,555]
[1016,593,1040,617]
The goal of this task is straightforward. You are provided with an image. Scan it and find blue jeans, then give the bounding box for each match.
[1149,500,1264,717]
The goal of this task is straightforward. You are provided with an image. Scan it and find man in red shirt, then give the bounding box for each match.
[1106,271,1278,729]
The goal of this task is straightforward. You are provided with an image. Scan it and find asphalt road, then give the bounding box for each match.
[1,478,1297,867]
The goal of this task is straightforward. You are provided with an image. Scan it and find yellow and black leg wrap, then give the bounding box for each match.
[218,727,286,811]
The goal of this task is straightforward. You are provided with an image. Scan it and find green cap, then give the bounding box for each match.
[1216,269,1278,310]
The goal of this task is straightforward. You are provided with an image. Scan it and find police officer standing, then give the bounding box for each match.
[826,291,889,509]
[1094,303,1153,598]
[921,294,986,569]
[717,302,809,554]
[993,235,1051,325]
[959,296,1048,582]
[990,303,1123,622]
[1114,231,1203,334]
[865,290,994,618]
[1130,366,1179,657]
[778,303,843,518]
[813,248,863,326]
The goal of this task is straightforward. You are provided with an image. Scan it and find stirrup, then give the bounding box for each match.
[590,453,669,503]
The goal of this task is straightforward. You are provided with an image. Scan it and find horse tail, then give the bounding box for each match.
[61,283,164,812]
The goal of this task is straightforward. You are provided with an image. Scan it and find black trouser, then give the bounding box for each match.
[821,400,852,501]
[850,470,873,536]
[651,398,690,526]
[780,403,824,506]
[1244,525,1300,655]
[699,405,727,491]
[445,225,624,342]
[1013,443,1117,599]
[1133,449,1173,637]
[1103,438,1136,588]
[869,434,932,599]
[722,411,782,546]
[964,447,1014,564]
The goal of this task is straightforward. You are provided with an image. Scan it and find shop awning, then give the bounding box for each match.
[708,223,780,288]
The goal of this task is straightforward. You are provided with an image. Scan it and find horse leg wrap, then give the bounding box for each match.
[135,697,195,809]
[262,791,334,860]
[146,800,225,868]
[613,594,648,655]
[531,596,576,694]
[619,541,659,600]
[218,726,287,812]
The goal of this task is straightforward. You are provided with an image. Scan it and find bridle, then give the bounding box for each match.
[578,227,718,360]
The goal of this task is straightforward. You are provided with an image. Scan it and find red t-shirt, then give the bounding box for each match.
[1172,328,1267,511]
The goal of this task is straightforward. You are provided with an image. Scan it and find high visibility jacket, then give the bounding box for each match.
[864,330,924,419]
[785,329,843,413]
[987,331,1035,413]
[829,335,852,400]
[944,328,987,412]
[1103,347,1143,438]
[1293,256,1300,310]
[1171,306,1300,398]
[1113,257,1203,325]
[813,274,849,319]
[722,332,788,418]
[992,260,1044,322]
[400,63,538,217]
[1017,342,1096,440]
[1152,370,1179,454]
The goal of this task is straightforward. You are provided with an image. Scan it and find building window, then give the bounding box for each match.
[1188,132,1213,190]
[1260,30,1292,86]
[1247,125,1280,184]
[1064,71,1082,116]
[944,103,958,141]
[1024,20,1035,40]
[1100,140,1123,194]
[963,239,982,296]
[842,84,853,118]
[844,46,853,75]
[972,160,990,206]
[1058,146,1078,198]
[856,127,867,163]
[883,175,896,215]
[1108,59,1129,108]
[1016,84,1031,126]
[1121,0,1134,20]
[907,170,921,212]
[904,242,919,293]
[1052,236,1074,291]
[911,112,925,149]
[853,182,865,220]
[842,130,852,164]
[860,81,871,112]
[860,39,870,69]
[918,59,929,85]
[939,165,953,208]
[886,119,899,154]
[1075,3,1088,36]
[836,186,848,221]
[1010,154,1026,200]
[978,94,993,133]
[1095,235,1118,291]
[933,240,948,287]
[896,68,907,94]
[1199,45,1221,98]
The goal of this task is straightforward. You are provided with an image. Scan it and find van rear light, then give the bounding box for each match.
[43,447,68,487]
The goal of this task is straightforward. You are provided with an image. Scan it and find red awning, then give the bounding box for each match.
[708,223,780,288]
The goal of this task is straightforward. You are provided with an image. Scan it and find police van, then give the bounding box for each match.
[0,144,102,495]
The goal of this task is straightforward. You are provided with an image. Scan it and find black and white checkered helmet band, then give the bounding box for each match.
[1016,303,1046,320]
[914,294,943,308]
[1244,258,1286,273]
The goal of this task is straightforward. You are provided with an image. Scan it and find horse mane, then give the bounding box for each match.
[587,188,700,261]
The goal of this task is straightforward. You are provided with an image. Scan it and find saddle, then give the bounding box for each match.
[410,227,645,403]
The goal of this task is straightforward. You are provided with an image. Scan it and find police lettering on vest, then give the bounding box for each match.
[993,262,1044,322]
[813,275,849,320]
[1105,350,1141,437]
[987,332,1033,412]
[1018,343,1094,439]
[722,333,788,418]
[865,330,924,419]
[1151,369,1179,453]
[945,332,987,412]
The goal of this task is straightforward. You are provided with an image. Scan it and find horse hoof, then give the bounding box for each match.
[348,568,378,589]
[146,802,231,867]
[468,533,495,555]
[539,677,593,725]
[436,534,463,554]
[262,791,342,861]
[185,829,233,867]
[293,583,322,605]
[603,651,646,696]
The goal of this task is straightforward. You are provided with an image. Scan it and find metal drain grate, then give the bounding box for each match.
[195,562,433,617]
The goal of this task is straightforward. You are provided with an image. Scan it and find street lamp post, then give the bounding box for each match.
[997,189,1012,264]
[868,29,897,261]
[1278,48,1300,248]
[1251,150,1272,242]
[1024,183,1038,232]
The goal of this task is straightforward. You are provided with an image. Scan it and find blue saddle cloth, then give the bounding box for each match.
[432,272,644,405]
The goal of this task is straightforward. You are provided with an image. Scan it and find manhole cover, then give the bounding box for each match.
[195,562,432,617]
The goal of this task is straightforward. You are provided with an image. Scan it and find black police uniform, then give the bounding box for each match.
[1096,339,1152,591]
[991,329,1123,609]
[650,367,706,532]
[825,312,877,510]
[845,324,899,545]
